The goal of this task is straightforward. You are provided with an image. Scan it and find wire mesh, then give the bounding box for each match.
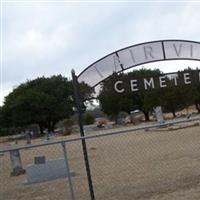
[1,118,200,200]
[0,140,90,200]
[86,125,200,200]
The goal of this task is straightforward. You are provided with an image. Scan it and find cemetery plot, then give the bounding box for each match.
[24,158,75,184]
[1,123,200,200]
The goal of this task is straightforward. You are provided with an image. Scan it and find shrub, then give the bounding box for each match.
[83,112,95,125]
[63,118,74,135]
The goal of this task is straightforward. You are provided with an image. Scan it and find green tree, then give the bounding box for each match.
[99,69,161,121]
[159,69,199,117]
[83,112,95,125]
[125,68,162,120]
[195,83,200,113]
[2,75,74,134]
[77,81,95,112]
[99,73,125,122]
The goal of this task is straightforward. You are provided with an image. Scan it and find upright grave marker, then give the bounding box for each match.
[10,150,25,176]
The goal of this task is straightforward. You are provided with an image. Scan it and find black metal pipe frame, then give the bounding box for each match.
[71,69,96,200]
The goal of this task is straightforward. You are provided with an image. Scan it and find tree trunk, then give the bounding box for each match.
[114,114,118,124]
[172,109,176,118]
[47,121,56,132]
[47,120,51,132]
[50,121,56,132]
[195,102,200,113]
[143,111,150,121]
[38,124,44,135]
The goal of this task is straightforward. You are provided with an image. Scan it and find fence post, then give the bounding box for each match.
[10,149,25,176]
[71,69,95,200]
[61,142,75,200]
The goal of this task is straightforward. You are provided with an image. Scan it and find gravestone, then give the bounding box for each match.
[34,156,46,164]
[25,130,31,144]
[24,158,75,184]
[154,106,165,124]
[10,149,25,176]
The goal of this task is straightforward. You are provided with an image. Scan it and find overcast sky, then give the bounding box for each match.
[1,1,200,105]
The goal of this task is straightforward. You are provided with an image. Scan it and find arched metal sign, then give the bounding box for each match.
[77,40,200,87]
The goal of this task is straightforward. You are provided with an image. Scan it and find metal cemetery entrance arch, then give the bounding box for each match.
[77,40,200,88]
[71,40,200,200]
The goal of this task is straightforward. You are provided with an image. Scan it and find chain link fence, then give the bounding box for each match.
[1,117,200,200]
[0,140,90,200]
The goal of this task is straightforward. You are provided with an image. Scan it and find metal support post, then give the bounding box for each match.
[71,69,95,200]
[61,142,75,200]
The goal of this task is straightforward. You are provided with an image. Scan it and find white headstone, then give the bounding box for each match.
[24,159,75,184]
[154,106,165,124]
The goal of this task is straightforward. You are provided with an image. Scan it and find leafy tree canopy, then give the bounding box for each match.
[1,75,93,135]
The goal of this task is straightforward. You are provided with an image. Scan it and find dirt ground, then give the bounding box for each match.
[1,120,200,200]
